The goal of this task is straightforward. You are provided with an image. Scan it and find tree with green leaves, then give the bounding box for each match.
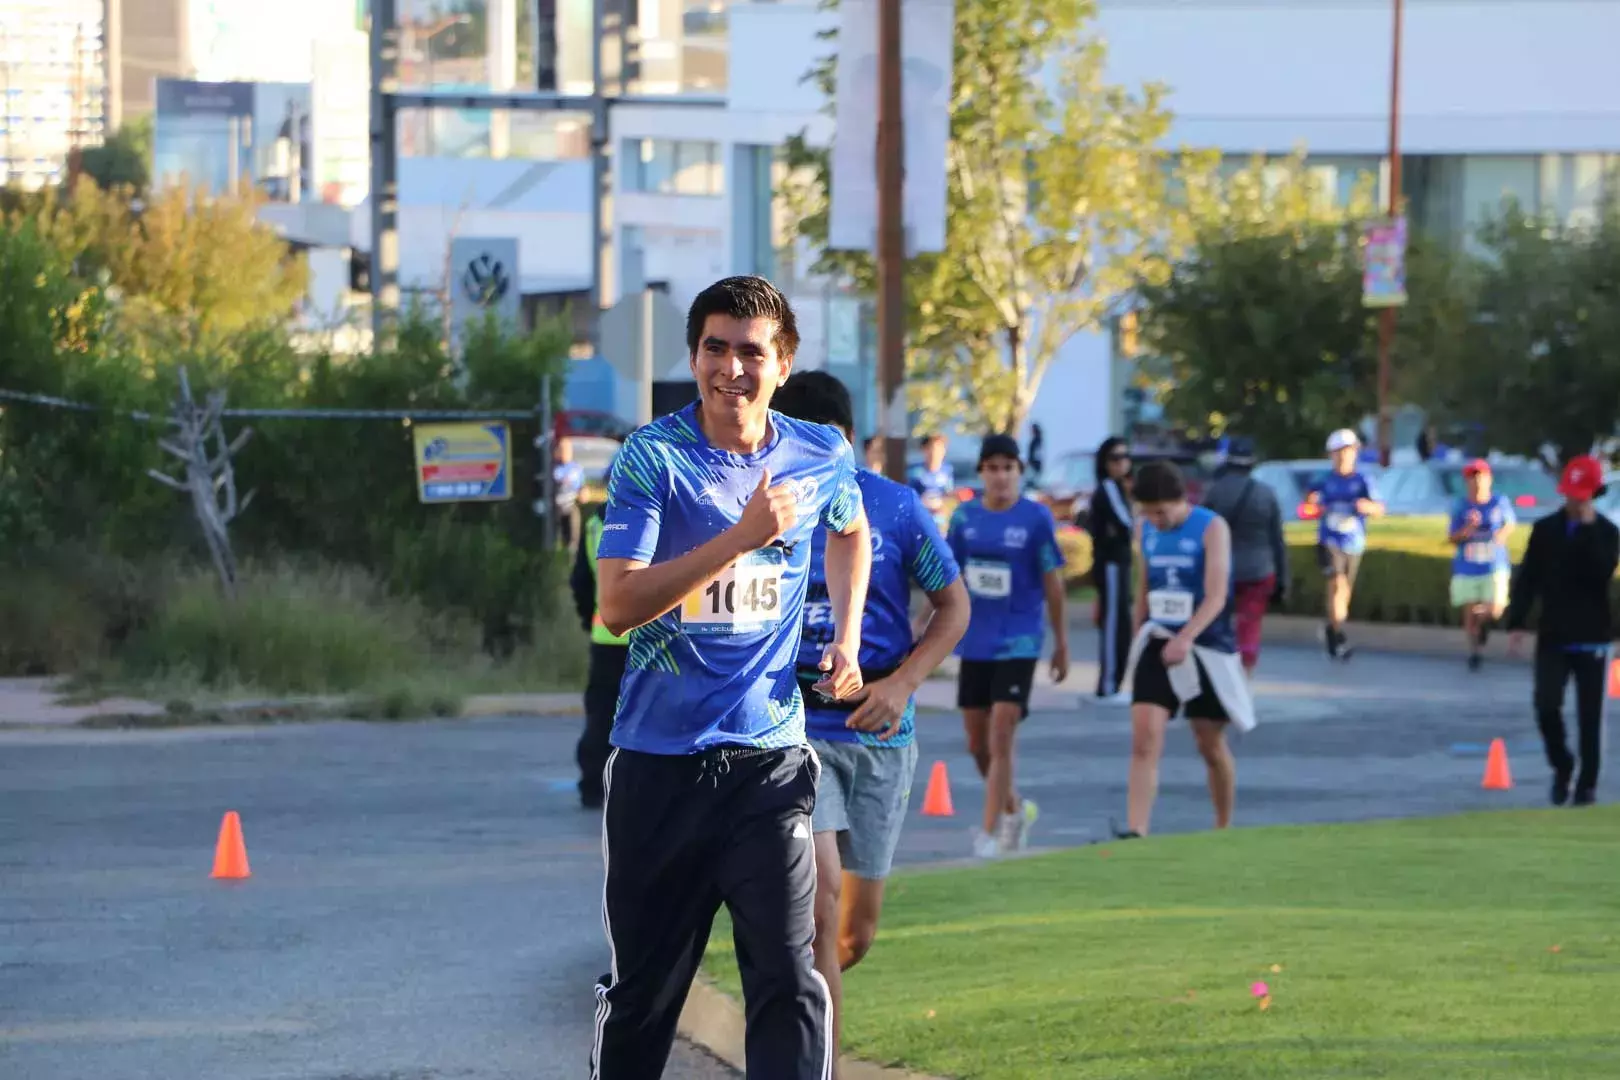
[73,116,154,194]
[1134,152,1473,460]
[9,177,310,360]
[780,0,1196,435]
[1412,188,1620,464]
[1134,153,1379,458]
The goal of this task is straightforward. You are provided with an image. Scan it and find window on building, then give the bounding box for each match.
[623,138,724,196]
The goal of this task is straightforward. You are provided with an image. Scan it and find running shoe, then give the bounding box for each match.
[1097,691,1133,706]
[971,829,1003,859]
[1015,799,1039,849]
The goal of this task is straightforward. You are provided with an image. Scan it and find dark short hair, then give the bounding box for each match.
[1132,460,1186,504]
[977,433,1023,469]
[685,275,800,359]
[772,371,855,436]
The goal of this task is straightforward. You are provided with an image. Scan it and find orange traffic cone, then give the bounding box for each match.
[1482,738,1513,791]
[211,811,251,879]
[921,761,954,816]
[1608,658,1620,700]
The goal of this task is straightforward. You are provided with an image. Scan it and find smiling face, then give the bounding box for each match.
[690,314,792,427]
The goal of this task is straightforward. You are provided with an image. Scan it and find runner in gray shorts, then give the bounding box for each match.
[811,731,919,879]
[772,370,969,1079]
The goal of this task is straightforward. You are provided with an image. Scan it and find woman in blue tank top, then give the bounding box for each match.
[1117,460,1244,840]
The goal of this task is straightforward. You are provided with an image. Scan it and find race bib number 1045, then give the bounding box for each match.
[681,548,785,635]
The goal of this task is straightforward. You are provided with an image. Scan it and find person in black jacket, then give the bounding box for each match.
[569,497,630,810]
[1086,436,1134,703]
[1506,455,1620,806]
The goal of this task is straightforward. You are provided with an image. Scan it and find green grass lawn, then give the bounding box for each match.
[703,808,1620,1079]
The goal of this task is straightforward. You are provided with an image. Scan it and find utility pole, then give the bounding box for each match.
[1375,0,1405,466]
[876,0,906,484]
[369,0,401,347]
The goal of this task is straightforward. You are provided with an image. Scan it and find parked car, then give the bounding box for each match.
[1250,459,1387,523]
[1376,460,1562,523]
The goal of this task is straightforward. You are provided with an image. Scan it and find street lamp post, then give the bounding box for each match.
[1376,0,1405,466]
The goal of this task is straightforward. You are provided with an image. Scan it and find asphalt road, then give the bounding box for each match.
[0,643,1589,1079]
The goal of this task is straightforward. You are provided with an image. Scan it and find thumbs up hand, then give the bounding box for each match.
[732,468,799,550]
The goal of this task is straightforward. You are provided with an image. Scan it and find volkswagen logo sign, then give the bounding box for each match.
[461,253,511,308]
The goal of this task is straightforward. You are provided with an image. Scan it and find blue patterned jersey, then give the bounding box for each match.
[947,496,1065,661]
[797,469,961,747]
[596,402,864,754]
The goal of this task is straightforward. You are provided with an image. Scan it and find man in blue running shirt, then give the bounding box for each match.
[1447,458,1516,670]
[773,372,969,1078]
[1304,428,1385,659]
[948,433,1069,859]
[589,276,872,1080]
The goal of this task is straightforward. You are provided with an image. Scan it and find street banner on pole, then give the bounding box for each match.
[828,0,954,255]
[1362,216,1408,308]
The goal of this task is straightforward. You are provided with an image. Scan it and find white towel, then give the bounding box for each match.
[1120,622,1257,733]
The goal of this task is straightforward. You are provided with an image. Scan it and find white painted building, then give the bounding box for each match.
[606,0,1620,463]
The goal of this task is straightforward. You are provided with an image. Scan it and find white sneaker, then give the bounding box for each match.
[997,811,1021,850]
[1098,691,1132,706]
[1016,799,1039,849]
[971,829,1003,859]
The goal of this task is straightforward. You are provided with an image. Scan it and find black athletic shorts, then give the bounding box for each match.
[1316,543,1362,584]
[1130,638,1230,722]
[957,657,1038,719]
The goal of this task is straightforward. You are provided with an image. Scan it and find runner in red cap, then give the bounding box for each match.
[1446,458,1516,670]
[1506,455,1620,806]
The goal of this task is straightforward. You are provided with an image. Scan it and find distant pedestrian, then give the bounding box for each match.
[1304,429,1386,660]
[1202,440,1289,675]
[1506,455,1619,807]
[1447,459,1516,671]
[1028,422,1045,482]
[553,435,586,555]
[1086,436,1134,703]
[1117,459,1256,838]
[569,496,629,810]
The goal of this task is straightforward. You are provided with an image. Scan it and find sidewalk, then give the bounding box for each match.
[0,678,582,731]
[0,615,1532,730]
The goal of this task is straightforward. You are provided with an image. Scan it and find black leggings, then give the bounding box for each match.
[1095,559,1133,697]
[1533,645,1610,796]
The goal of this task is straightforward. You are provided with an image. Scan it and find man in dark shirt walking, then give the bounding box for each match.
[1506,455,1620,806]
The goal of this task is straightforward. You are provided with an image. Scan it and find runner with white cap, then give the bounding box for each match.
[1303,429,1385,660]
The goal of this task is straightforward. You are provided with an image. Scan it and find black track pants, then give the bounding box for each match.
[589,743,829,1079]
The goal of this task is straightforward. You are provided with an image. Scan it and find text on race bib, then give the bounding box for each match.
[681,549,784,635]
[1147,589,1194,624]
[1463,542,1495,563]
[1325,512,1354,532]
[965,559,1012,599]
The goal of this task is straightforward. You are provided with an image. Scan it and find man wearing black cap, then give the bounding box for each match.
[1506,455,1620,806]
[945,433,1069,858]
